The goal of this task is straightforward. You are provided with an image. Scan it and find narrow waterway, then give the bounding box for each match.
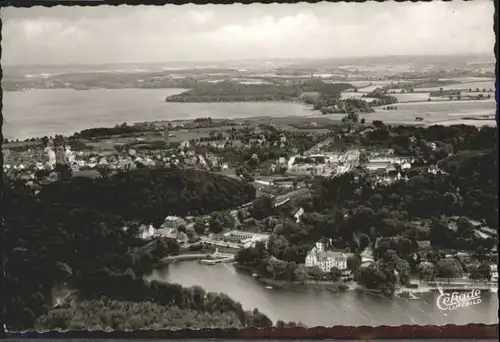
[145,262,499,327]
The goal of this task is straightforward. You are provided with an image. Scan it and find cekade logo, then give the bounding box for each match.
[436,288,482,311]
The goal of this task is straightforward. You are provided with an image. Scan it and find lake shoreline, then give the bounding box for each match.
[3,88,496,141]
[146,261,499,326]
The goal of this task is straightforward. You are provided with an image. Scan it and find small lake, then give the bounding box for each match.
[145,262,499,327]
[2,88,317,140]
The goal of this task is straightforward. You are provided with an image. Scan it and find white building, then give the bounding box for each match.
[45,147,56,167]
[305,249,348,272]
[163,216,186,229]
[242,235,269,249]
[180,141,191,149]
[65,147,76,163]
[222,230,270,248]
[139,224,156,240]
[360,247,375,267]
[293,207,305,223]
[401,161,412,170]
[491,264,498,282]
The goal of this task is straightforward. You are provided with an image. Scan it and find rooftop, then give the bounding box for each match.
[317,251,347,259]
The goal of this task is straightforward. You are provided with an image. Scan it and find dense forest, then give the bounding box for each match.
[36,168,256,225]
[165,80,351,102]
[3,168,261,331]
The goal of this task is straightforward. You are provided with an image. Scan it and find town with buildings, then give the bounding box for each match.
[4,118,498,293]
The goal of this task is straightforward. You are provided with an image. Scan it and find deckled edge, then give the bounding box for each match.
[4,324,500,338]
[1,0,499,339]
[0,0,472,8]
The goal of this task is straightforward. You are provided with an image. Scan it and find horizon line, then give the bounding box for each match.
[3,53,494,69]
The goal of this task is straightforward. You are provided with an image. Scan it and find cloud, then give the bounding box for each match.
[1,1,494,65]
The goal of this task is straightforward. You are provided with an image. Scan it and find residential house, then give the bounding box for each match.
[164,216,186,229]
[293,207,305,223]
[139,224,156,240]
[45,147,56,167]
[241,234,269,249]
[359,247,375,267]
[401,160,412,170]
[224,230,269,241]
[479,226,497,238]
[184,216,195,223]
[156,227,177,238]
[490,264,498,282]
[144,158,156,167]
[474,229,490,239]
[417,240,432,251]
[156,228,189,244]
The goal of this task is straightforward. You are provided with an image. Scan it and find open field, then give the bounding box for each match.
[439,77,495,82]
[461,91,495,97]
[427,119,496,127]
[324,80,373,88]
[416,80,495,92]
[341,92,379,102]
[356,99,496,125]
[357,80,395,92]
[390,92,432,102]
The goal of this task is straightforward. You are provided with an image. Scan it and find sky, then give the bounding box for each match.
[1,1,495,66]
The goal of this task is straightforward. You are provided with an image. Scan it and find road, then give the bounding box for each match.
[274,187,310,206]
[307,137,334,155]
[199,236,242,249]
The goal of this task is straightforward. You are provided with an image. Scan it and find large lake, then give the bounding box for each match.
[3,88,496,141]
[145,262,499,327]
[2,89,317,140]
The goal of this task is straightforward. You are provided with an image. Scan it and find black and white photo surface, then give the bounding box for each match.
[2,1,498,332]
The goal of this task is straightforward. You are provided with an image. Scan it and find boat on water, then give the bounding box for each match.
[252,273,259,278]
[397,290,420,299]
[265,286,273,290]
[199,259,217,265]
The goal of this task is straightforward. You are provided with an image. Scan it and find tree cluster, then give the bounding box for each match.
[37,168,256,225]
[4,168,258,330]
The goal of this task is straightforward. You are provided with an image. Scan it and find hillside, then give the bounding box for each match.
[3,168,261,330]
[37,168,256,224]
[439,148,498,182]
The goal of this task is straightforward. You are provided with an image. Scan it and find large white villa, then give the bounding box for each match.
[305,242,348,272]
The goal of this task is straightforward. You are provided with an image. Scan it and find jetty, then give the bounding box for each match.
[396,280,498,294]
[199,250,235,265]
[159,248,234,265]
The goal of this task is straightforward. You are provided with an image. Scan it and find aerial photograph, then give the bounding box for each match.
[1,1,498,331]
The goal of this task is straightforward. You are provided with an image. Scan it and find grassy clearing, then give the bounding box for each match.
[390,93,432,102]
[359,99,496,125]
[416,80,495,92]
